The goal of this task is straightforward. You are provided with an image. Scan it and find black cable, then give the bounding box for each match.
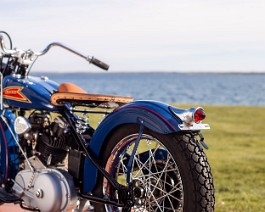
[0,31,13,75]
[0,31,13,49]
[20,202,40,211]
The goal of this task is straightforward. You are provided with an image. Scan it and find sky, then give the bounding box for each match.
[1,0,265,73]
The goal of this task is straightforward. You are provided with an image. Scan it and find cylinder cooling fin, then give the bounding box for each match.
[38,133,67,165]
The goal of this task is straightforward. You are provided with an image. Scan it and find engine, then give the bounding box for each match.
[35,115,70,166]
[11,111,86,211]
[15,112,77,168]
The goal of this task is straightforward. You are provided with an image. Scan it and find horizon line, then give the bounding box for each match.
[33,70,265,74]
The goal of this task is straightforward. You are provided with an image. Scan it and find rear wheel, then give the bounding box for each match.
[93,125,214,211]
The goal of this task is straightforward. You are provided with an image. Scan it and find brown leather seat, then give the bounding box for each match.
[51,82,134,106]
[58,82,87,94]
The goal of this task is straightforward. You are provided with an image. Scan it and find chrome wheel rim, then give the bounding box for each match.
[104,134,184,211]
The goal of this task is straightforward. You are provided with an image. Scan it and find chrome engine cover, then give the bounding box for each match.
[12,168,77,212]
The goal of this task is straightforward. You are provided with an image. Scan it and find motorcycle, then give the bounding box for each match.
[0,31,214,212]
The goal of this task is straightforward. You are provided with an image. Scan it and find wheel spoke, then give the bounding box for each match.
[132,140,163,179]
[104,133,184,211]
[147,139,160,173]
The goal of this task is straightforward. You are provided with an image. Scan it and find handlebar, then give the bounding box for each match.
[0,35,109,71]
[35,42,109,70]
[0,35,17,55]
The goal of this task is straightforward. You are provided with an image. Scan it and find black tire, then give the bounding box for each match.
[93,124,214,212]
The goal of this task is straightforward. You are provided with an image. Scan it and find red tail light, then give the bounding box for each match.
[194,108,206,123]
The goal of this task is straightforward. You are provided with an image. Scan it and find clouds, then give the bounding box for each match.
[1,0,265,72]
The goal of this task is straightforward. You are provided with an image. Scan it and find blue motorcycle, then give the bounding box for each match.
[0,31,214,212]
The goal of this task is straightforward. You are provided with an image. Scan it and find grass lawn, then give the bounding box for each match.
[173,104,265,212]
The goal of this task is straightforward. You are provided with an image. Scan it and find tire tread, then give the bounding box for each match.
[177,134,215,212]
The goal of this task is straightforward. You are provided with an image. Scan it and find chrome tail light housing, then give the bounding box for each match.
[169,106,210,130]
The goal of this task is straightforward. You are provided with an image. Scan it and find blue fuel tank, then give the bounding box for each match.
[3,75,59,111]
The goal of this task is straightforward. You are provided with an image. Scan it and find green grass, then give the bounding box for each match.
[173,104,265,212]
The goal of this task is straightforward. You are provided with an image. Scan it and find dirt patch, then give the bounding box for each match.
[0,204,24,211]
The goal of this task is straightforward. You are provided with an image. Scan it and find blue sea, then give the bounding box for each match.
[35,72,265,106]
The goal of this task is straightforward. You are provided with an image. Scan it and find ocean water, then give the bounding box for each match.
[35,72,265,106]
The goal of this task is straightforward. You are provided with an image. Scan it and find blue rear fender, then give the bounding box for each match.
[90,100,182,155]
[83,100,184,193]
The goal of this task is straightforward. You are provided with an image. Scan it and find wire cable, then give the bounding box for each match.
[0,31,12,49]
